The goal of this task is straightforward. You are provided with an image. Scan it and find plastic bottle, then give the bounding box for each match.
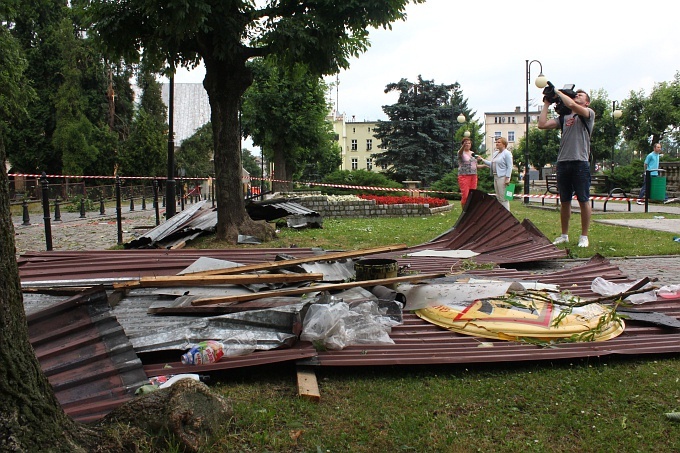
[180,340,225,365]
[674,237,680,242]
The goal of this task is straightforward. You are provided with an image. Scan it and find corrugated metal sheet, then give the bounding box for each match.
[25,288,148,423]
[125,201,215,249]
[17,192,680,421]
[17,191,565,283]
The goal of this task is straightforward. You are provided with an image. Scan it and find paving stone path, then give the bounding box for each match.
[13,207,160,255]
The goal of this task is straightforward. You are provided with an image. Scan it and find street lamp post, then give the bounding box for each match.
[524,59,548,204]
[165,74,176,219]
[453,109,466,169]
[611,101,622,172]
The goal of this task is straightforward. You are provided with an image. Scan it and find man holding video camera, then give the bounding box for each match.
[538,83,595,248]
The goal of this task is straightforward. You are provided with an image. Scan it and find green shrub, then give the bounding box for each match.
[319,170,404,196]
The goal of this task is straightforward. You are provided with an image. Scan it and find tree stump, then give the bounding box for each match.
[99,378,234,452]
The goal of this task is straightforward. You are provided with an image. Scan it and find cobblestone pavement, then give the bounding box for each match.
[12,204,680,287]
[13,207,160,255]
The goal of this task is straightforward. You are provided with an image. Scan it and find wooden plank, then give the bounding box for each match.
[182,244,409,277]
[113,273,325,289]
[297,366,320,402]
[191,272,447,306]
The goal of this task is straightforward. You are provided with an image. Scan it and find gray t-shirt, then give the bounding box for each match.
[557,108,595,162]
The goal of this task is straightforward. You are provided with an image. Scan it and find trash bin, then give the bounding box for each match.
[650,176,666,201]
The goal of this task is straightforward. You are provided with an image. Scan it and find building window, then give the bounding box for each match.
[366,158,373,171]
[381,163,388,170]
[367,127,371,133]
[366,139,372,151]
[352,127,356,133]
[351,158,358,170]
[508,131,515,142]
[351,139,357,151]
[494,131,502,140]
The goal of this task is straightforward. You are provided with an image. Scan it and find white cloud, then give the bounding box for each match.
[174,0,678,129]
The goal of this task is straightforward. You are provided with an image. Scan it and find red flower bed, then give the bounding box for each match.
[359,194,448,208]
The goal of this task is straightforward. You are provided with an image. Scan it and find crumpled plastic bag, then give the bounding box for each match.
[657,284,680,300]
[300,300,402,350]
[590,277,656,304]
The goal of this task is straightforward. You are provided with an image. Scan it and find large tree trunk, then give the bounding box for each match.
[272,143,294,193]
[0,136,86,451]
[0,138,236,452]
[204,57,275,243]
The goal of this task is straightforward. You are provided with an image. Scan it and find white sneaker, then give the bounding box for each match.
[578,236,589,248]
[553,235,569,245]
[636,200,644,205]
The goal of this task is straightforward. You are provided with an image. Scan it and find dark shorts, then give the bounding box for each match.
[556,161,590,203]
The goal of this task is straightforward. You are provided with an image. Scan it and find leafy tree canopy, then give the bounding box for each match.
[241,57,340,190]
[85,0,423,242]
[176,122,215,178]
[515,127,560,179]
[373,76,474,186]
[621,71,680,154]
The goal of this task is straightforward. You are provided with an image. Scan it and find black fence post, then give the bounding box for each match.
[141,189,147,211]
[153,179,160,226]
[22,199,30,226]
[116,175,123,245]
[129,195,135,212]
[100,197,105,215]
[644,169,651,213]
[54,197,62,222]
[40,172,53,251]
[79,198,86,218]
[180,181,185,211]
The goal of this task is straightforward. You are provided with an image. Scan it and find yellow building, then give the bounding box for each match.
[329,114,385,172]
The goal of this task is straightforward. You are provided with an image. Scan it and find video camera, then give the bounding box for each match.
[543,81,577,116]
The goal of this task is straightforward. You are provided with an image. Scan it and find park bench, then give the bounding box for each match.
[542,174,631,211]
[542,174,559,206]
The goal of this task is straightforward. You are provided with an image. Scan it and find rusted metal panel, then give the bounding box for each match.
[26,288,148,423]
[17,191,569,283]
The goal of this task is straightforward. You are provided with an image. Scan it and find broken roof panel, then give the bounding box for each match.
[25,288,148,423]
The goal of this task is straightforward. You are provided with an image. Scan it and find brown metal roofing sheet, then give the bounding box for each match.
[27,288,148,423]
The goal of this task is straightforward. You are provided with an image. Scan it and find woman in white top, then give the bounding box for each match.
[478,137,513,211]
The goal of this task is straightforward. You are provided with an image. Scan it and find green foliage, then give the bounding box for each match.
[429,170,494,200]
[515,126,560,178]
[241,148,261,179]
[0,19,34,139]
[373,76,475,185]
[607,159,644,192]
[320,169,403,195]
[588,90,622,167]
[118,109,167,177]
[117,64,168,177]
[241,58,340,187]
[621,72,680,153]
[6,1,134,176]
[176,122,215,178]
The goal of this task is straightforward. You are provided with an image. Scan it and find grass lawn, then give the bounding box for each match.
[177,199,680,452]
[195,199,680,259]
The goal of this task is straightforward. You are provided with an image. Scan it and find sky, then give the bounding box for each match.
[173,0,678,131]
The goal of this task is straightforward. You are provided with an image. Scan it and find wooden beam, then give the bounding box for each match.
[182,244,409,277]
[113,273,325,289]
[297,366,320,402]
[191,272,446,306]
